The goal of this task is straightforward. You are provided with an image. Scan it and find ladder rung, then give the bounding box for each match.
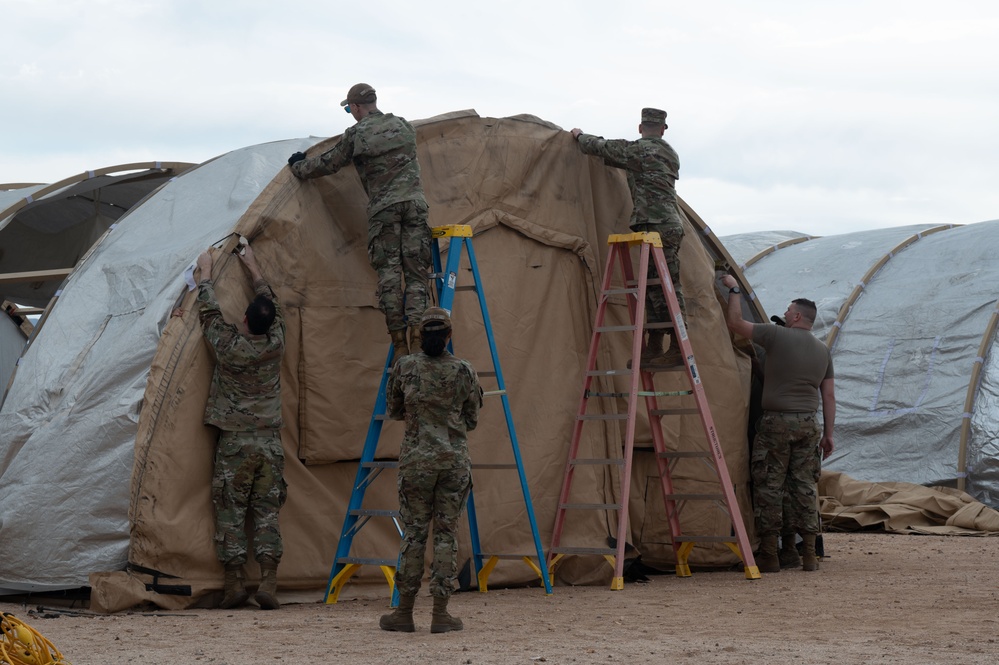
[455,285,477,292]
[336,556,398,566]
[673,536,737,544]
[349,508,401,517]
[483,390,507,397]
[658,451,712,459]
[602,287,639,297]
[559,502,622,510]
[586,369,632,377]
[471,463,518,470]
[569,458,624,466]
[362,461,399,468]
[476,553,540,560]
[589,390,692,399]
[644,365,687,373]
[578,414,628,421]
[664,493,725,502]
[550,546,618,556]
[595,324,639,333]
[651,407,700,416]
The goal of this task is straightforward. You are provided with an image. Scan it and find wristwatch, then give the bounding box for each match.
[729,286,742,294]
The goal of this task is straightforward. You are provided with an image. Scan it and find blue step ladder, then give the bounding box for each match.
[324,224,553,604]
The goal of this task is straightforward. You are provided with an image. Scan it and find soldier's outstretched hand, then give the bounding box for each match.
[238,243,265,283]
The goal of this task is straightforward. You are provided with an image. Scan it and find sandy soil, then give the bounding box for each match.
[4,532,998,665]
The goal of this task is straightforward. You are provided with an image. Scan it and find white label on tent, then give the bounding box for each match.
[183,260,198,291]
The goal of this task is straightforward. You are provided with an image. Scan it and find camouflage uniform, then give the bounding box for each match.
[199,279,287,565]
[387,350,483,598]
[577,114,683,322]
[292,111,431,332]
[750,324,834,537]
[752,412,822,535]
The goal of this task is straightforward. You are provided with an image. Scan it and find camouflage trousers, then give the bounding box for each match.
[394,466,472,598]
[367,200,432,332]
[631,222,685,324]
[211,430,288,566]
[751,411,822,536]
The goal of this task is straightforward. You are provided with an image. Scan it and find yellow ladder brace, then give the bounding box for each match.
[326,563,398,604]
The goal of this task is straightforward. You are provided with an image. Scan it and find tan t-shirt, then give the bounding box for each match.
[752,324,833,413]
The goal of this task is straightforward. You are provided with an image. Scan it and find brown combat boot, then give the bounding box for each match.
[801,534,820,571]
[255,558,280,610]
[379,594,416,632]
[641,333,684,369]
[627,331,664,369]
[655,335,685,368]
[219,564,249,609]
[757,534,781,573]
[390,330,409,363]
[430,595,463,634]
[408,324,422,354]
[779,531,802,569]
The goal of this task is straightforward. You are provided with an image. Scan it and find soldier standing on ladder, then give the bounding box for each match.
[288,83,432,362]
[720,274,836,573]
[570,107,685,368]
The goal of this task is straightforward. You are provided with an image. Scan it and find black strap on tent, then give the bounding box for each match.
[128,564,192,596]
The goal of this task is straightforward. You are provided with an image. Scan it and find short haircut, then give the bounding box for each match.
[791,298,817,324]
[245,294,276,335]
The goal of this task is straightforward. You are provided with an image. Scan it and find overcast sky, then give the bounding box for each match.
[2,0,997,237]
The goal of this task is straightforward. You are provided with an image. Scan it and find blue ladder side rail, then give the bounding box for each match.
[432,230,553,596]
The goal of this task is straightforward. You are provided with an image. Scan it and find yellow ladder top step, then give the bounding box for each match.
[432,224,473,238]
[607,231,662,247]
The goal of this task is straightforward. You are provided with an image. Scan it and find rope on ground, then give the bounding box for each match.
[0,611,70,665]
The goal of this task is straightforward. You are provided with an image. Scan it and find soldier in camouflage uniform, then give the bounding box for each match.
[379,307,483,634]
[571,107,685,368]
[721,274,836,573]
[288,83,431,361]
[196,242,287,610]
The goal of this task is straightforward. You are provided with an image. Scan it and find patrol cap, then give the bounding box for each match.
[341,83,377,107]
[641,107,667,125]
[420,307,452,331]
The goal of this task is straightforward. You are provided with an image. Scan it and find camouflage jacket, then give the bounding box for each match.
[198,279,285,432]
[578,133,681,227]
[291,111,427,216]
[387,350,483,471]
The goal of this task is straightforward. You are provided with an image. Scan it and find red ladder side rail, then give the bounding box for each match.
[647,239,759,579]
[548,241,633,557]
[609,239,650,588]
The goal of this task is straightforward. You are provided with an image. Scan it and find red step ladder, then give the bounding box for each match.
[547,231,760,589]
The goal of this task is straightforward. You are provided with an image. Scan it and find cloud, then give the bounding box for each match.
[2,0,997,237]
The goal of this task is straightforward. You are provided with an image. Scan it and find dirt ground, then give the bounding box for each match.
[3,531,998,665]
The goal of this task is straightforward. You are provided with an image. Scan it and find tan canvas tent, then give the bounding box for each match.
[0,113,758,610]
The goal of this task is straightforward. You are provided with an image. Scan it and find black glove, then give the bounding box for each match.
[288,151,306,167]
